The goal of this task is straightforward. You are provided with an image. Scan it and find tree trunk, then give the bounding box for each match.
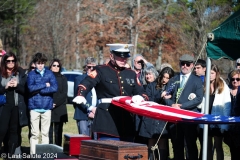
[133,0,140,56]
[19,34,27,67]
[75,0,81,69]
[99,8,103,64]
[156,39,163,70]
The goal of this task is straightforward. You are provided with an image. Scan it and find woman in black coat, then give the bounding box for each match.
[224,70,240,160]
[48,59,68,146]
[0,52,28,156]
[138,67,174,160]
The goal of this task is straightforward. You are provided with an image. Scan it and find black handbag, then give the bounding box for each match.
[0,94,6,106]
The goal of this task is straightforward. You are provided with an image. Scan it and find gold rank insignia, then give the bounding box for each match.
[88,70,97,78]
[124,45,128,49]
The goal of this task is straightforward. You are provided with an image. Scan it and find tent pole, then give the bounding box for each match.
[202,57,211,160]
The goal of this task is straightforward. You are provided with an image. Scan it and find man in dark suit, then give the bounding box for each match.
[164,54,204,160]
[73,57,97,137]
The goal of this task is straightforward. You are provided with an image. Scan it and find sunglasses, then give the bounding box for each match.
[86,66,94,69]
[52,64,60,67]
[237,63,240,66]
[180,61,191,67]
[6,60,16,63]
[231,78,240,81]
[31,66,36,69]
[137,60,144,64]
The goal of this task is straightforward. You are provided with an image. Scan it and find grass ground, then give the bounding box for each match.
[3,104,231,160]
[20,104,79,148]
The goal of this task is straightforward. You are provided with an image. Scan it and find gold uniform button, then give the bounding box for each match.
[121,81,123,83]
[130,84,132,86]
[110,81,112,83]
[122,92,124,94]
[122,87,124,89]
[119,77,122,79]
[106,109,108,111]
[118,72,120,74]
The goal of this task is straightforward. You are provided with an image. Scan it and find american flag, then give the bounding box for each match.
[111,96,240,124]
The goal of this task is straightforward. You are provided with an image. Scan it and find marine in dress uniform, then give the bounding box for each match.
[73,43,148,141]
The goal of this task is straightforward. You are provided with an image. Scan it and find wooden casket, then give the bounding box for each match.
[79,140,148,160]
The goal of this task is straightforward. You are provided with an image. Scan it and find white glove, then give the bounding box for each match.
[72,96,87,104]
[132,95,145,104]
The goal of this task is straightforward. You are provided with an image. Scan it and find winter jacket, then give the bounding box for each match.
[199,78,231,132]
[138,81,168,138]
[27,69,58,110]
[73,73,97,121]
[51,72,68,122]
[0,67,29,127]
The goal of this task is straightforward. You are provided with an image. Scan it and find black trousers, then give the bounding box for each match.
[49,122,64,146]
[0,104,19,155]
[169,123,198,160]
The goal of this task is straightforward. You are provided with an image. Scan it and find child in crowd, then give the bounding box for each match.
[27,53,58,154]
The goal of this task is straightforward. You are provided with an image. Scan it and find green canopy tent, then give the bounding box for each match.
[202,9,240,160]
[206,9,240,60]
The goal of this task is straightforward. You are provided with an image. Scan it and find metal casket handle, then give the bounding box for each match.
[124,154,143,159]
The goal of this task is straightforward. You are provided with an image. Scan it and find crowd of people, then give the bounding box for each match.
[0,39,69,158]
[72,43,240,160]
[0,39,239,160]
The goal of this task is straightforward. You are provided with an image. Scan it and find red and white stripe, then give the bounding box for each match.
[112,96,204,123]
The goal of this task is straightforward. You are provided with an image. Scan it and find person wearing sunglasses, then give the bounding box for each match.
[227,58,240,84]
[48,59,68,147]
[73,57,98,138]
[224,69,240,160]
[27,61,36,72]
[27,53,58,154]
[73,43,148,141]
[164,54,204,160]
[0,52,29,157]
[132,54,154,84]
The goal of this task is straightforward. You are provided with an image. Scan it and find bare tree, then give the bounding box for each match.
[21,0,76,68]
[75,0,82,69]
